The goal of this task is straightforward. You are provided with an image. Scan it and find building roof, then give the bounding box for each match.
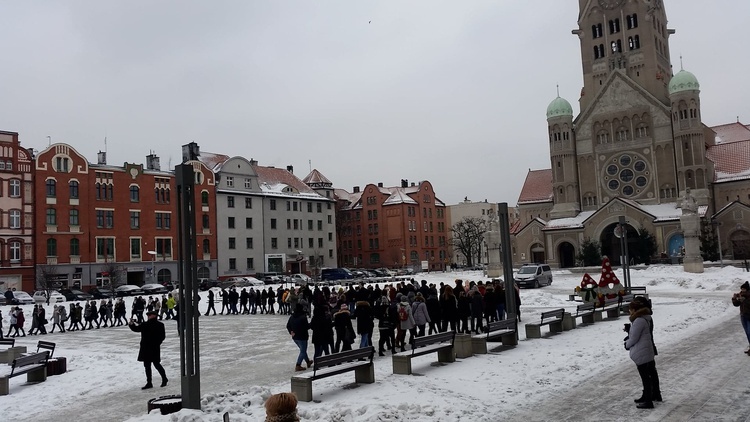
[517,169,553,204]
[669,69,700,95]
[253,166,321,197]
[198,151,231,172]
[711,122,750,144]
[707,139,750,183]
[546,96,574,119]
[302,169,333,187]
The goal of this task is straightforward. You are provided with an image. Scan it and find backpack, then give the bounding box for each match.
[398,304,409,321]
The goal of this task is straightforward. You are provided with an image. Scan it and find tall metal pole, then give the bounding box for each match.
[176,155,201,409]
[618,216,631,293]
[498,203,518,329]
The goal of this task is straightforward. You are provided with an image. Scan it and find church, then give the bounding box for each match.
[513,0,750,268]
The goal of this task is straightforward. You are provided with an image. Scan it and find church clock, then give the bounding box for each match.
[598,0,625,10]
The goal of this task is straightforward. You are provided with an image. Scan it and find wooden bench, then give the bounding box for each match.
[393,331,456,375]
[34,341,56,359]
[594,295,634,321]
[574,302,597,325]
[0,351,50,395]
[0,338,28,364]
[525,308,565,339]
[471,315,518,354]
[290,346,375,402]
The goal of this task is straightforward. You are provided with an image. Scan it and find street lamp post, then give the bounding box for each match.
[148,250,157,282]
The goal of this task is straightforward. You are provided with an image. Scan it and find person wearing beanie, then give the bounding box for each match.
[732,281,750,354]
[264,392,299,422]
[624,297,662,408]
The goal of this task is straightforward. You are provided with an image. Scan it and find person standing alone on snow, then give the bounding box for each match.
[129,310,168,389]
[732,281,750,354]
[624,297,662,409]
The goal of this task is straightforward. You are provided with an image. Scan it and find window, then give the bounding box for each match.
[307,202,313,212]
[226,176,234,188]
[201,191,209,205]
[70,209,80,226]
[105,210,114,228]
[70,238,80,256]
[271,218,277,229]
[317,220,323,231]
[228,216,235,229]
[271,238,278,249]
[628,35,641,50]
[229,258,236,270]
[246,258,254,269]
[69,181,79,199]
[245,197,252,208]
[46,179,56,197]
[287,238,292,248]
[287,201,291,211]
[202,214,209,229]
[9,210,21,229]
[130,238,141,258]
[245,217,252,229]
[227,196,235,208]
[47,239,57,256]
[9,241,21,262]
[592,23,603,38]
[244,178,252,189]
[287,219,291,230]
[293,202,298,211]
[318,238,323,248]
[308,238,314,248]
[128,185,139,202]
[270,200,276,210]
[203,239,210,254]
[9,179,21,197]
[228,237,236,249]
[130,211,140,229]
[46,208,57,225]
[246,237,253,249]
[308,220,313,230]
[317,203,322,213]
[293,219,299,230]
[155,238,171,257]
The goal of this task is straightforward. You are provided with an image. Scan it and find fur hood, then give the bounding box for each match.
[629,306,652,322]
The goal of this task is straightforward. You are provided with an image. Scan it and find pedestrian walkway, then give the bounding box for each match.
[509,314,750,421]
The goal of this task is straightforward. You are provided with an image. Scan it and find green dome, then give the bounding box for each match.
[669,69,700,95]
[546,96,573,119]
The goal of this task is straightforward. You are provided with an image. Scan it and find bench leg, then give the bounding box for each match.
[582,314,595,324]
[525,324,541,339]
[354,363,375,384]
[0,376,8,395]
[606,309,620,319]
[471,337,488,355]
[593,311,604,322]
[550,321,563,334]
[0,351,11,365]
[290,377,313,402]
[27,367,47,383]
[501,333,518,346]
[392,355,412,375]
[437,348,455,363]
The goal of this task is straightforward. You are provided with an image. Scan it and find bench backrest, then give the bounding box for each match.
[0,338,15,347]
[486,317,517,334]
[11,351,50,375]
[412,331,455,352]
[313,346,374,374]
[37,341,55,358]
[576,302,595,314]
[540,309,565,324]
[629,286,647,293]
[619,294,634,304]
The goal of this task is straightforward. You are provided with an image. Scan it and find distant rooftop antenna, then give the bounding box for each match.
[47,136,51,146]
[679,54,683,70]
[556,84,560,97]
[309,159,312,172]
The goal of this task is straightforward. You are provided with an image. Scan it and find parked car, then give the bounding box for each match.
[321,268,354,283]
[219,277,264,289]
[87,287,112,299]
[59,288,94,301]
[33,290,66,304]
[514,264,553,288]
[199,279,220,291]
[141,283,169,295]
[290,273,312,286]
[161,281,175,291]
[4,291,35,305]
[115,284,145,297]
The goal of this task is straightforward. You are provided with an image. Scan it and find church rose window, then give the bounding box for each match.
[607,165,618,175]
[602,152,652,198]
[634,160,646,172]
[635,176,648,187]
[623,186,634,196]
[619,169,634,182]
[619,155,632,166]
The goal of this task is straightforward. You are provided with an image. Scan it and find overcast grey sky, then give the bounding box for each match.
[1,1,747,205]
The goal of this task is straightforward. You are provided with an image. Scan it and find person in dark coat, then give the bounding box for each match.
[483,286,497,324]
[354,300,374,348]
[457,291,471,334]
[310,305,334,359]
[426,293,441,335]
[286,304,311,371]
[440,286,458,332]
[205,289,217,316]
[470,289,484,334]
[333,304,355,353]
[129,310,167,389]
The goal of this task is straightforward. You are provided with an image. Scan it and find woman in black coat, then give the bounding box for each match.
[457,291,471,334]
[483,286,498,324]
[333,304,355,353]
[129,311,167,389]
[310,305,334,359]
[439,286,458,332]
[470,290,484,334]
[354,300,374,348]
[286,304,311,371]
[426,293,441,334]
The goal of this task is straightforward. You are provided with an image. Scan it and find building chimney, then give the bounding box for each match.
[146,153,161,171]
[377,182,383,188]
[411,182,415,187]
[97,151,106,165]
[286,165,294,174]
[353,186,360,193]
[249,159,258,166]
[401,179,408,188]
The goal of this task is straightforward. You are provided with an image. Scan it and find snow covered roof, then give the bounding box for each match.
[711,122,750,144]
[334,188,363,210]
[544,199,708,230]
[707,139,750,183]
[302,169,333,187]
[544,211,595,229]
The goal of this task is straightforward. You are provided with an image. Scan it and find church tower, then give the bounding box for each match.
[547,95,580,219]
[574,0,674,111]
[669,68,710,205]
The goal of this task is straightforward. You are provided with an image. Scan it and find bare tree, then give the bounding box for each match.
[35,265,59,305]
[100,262,125,297]
[450,217,487,267]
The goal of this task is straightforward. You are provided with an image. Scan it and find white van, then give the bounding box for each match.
[515,264,553,288]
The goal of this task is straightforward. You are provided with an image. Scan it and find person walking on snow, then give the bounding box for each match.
[129,310,168,389]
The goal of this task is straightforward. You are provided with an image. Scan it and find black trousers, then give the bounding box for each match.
[636,360,661,400]
[205,302,216,315]
[144,361,167,383]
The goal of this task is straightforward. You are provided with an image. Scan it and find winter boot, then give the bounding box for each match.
[142,382,153,390]
[294,365,305,372]
[636,401,654,409]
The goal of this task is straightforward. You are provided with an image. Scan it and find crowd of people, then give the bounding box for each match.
[278,278,521,371]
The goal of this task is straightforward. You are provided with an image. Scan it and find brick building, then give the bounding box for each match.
[0,131,35,292]
[335,180,448,272]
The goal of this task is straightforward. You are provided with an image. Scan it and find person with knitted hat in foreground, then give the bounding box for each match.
[732,281,750,355]
[265,392,299,422]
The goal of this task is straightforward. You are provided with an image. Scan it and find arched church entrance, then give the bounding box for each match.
[730,230,750,260]
[600,222,638,266]
[530,243,546,264]
[558,242,576,268]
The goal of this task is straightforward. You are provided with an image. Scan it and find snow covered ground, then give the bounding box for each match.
[1,264,748,422]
